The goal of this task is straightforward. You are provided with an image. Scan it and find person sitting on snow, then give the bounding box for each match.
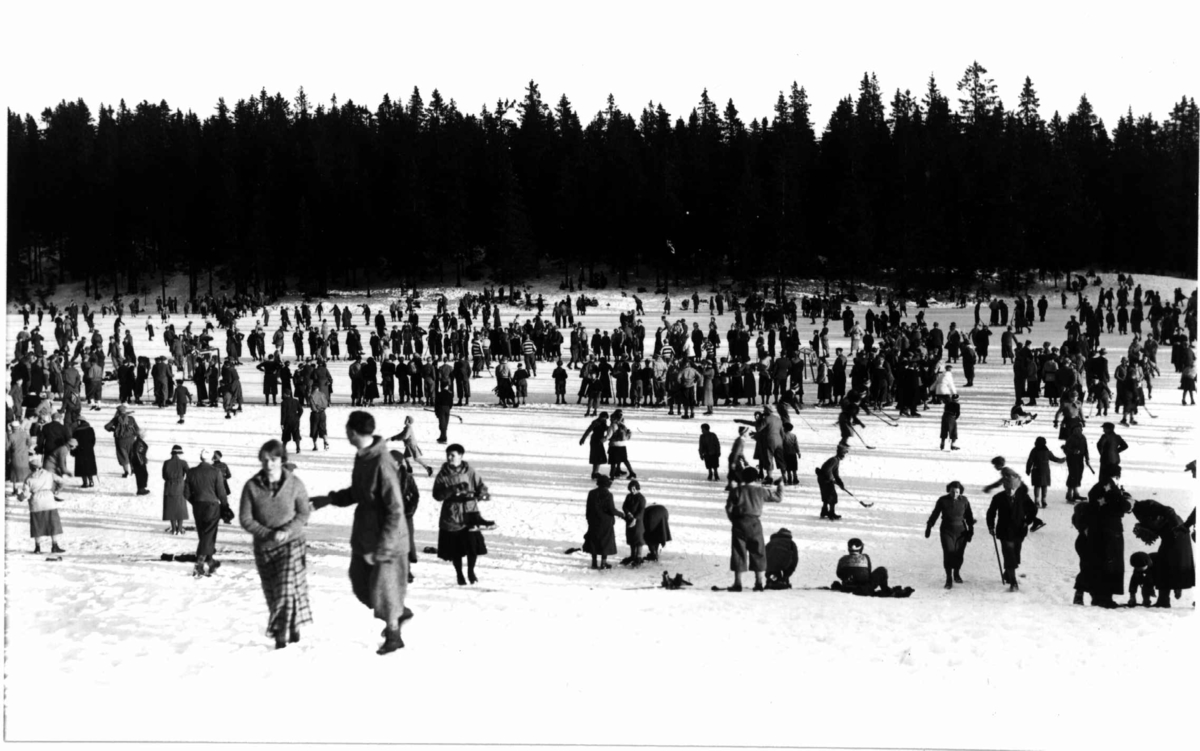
[830,538,913,597]
[1006,399,1037,427]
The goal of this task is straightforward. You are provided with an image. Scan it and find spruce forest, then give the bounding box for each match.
[7,62,1198,299]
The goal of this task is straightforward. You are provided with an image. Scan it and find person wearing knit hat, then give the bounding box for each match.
[831,537,896,596]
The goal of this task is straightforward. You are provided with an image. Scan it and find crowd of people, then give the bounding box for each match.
[6,273,1197,653]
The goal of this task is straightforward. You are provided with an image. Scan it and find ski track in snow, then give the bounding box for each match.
[5,273,1198,749]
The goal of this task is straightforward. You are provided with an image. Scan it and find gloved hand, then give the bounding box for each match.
[579,438,585,446]
[987,526,995,536]
[964,528,974,542]
[924,526,932,539]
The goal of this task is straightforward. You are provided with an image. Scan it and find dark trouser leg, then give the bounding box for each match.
[194,503,221,561]
[870,566,889,593]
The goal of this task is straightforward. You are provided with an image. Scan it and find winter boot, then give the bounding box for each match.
[1073,589,1085,605]
[377,626,405,655]
[953,569,963,583]
[944,573,953,589]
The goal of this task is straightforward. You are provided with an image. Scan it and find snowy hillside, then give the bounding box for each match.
[4,272,1197,750]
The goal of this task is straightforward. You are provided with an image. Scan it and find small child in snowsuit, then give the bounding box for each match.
[552,360,568,405]
[782,423,801,484]
[1128,551,1157,607]
[698,423,721,481]
[174,379,192,425]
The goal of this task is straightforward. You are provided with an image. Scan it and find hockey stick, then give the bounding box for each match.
[868,411,897,427]
[989,529,1006,584]
[423,408,463,423]
[790,410,819,434]
[841,487,874,508]
[850,425,876,450]
[1140,403,1159,419]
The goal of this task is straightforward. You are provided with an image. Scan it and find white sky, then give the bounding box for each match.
[2,0,1197,130]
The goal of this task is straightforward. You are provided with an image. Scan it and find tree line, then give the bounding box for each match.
[7,61,1198,301]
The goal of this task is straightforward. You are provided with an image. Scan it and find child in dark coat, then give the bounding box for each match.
[765,528,798,589]
[782,423,801,484]
[1128,551,1157,607]
[1025,436,1065,508]
[698,423,721,481]
[552,360,568,405]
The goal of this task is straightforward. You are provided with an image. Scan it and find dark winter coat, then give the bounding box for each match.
[927,493,975,569]
[184,461,229,506]
[162,456,190,521]
[622,491,646,546]
[70,423,98,477]
[1025,445,1065,488]
[986,488,1037,542]
[765,529,799,579]
[1080,481,1132,597]
[1131,499,1194,591]
[311,436,408,560]
[583,487,621,556]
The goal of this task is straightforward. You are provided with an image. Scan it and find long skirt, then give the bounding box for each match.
[939,527,969,569]
[254,539,314,638]
[588,440,607,466]
[437,528,488,560]
[30,509,63,538]
[115,436,134,466]
[349,554,408,623]
[583,518,617,556]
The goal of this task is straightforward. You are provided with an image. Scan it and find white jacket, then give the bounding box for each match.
[933,370,958,396]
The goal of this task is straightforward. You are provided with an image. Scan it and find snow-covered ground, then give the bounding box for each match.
[4,272,1197,750]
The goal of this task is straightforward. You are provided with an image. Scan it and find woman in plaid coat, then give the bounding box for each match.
[239,440,313,649]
